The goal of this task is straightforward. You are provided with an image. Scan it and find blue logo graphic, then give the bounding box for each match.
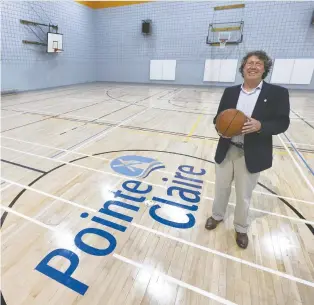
[110,155,165,178]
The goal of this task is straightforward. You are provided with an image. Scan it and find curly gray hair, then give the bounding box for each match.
[239,50,273,79]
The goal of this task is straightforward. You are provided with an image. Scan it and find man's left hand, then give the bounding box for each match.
[242,118,261,134]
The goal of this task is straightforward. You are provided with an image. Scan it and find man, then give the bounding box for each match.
[205,50,290,249]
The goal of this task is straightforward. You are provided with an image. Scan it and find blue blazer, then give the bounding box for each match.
[213,81,290,173]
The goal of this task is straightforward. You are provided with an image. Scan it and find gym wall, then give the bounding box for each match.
[1,1,314,92]
[95,1,314,89]
[1,1,96,92]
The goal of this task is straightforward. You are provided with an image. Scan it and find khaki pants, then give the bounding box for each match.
[212,145,260,233]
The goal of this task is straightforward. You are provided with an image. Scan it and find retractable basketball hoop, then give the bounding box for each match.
[206,21,244,47]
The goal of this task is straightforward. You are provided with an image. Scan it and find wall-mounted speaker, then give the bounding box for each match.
[142,20,151,34]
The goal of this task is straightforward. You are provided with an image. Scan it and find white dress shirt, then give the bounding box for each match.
[232,80,263,144]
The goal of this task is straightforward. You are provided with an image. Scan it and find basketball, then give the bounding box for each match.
[216,109,247,137]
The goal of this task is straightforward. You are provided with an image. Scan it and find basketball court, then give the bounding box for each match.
[1,83,314,305]
[1,1,314,305]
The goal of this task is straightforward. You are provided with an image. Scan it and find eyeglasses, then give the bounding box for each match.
[246,61,264,68]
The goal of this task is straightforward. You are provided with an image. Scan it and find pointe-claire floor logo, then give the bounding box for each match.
[35,154,206,296]
[110,155,165,178]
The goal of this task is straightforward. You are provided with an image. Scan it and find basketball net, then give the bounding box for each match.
[218,32,230,49]
[219,39,228,49]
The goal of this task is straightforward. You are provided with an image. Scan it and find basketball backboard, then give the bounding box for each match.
[47,32,63,53]
[206,21,244,46]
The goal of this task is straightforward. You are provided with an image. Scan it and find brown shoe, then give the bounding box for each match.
[205,217,222,230]
[236,232,249,249]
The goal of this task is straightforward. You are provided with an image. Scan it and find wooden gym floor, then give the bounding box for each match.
[1,83,314,305]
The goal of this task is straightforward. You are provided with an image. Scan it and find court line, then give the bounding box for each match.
[131,223,314,288]
[292,109,314,118]
[168,99,216,113]
[291,109,314,129]
[203,196,314,225]
[0,135,112,160]
[4,109,313,154]
[0,202,59,246]
[2,137,314,206]
[120,127,297,154]
[53,88,171,159]
[2,108,113,123]
[1,85,109,108]
[113,254,237,305]
[4,109,308,153]
[0,184,12,192]
[1,204,314,291]
[1,100,112,134]
[277,134,314,195]
[1,115,54,134]
[1,158,46,174]
[157,88,183,100]
[0,205,59,231]
[184,114,203,142]
[1,84,125,112]
[5,104,215,120]
[0,146,170,190]
[6,108,313,156]
[3,88,147,121]
[111,124,314,153]
[0,104,118,121]
[204,180,314,205]
[1,112,219,143]
[291,118,314,123]
[0,178,124,245]
[0,205,236,305]
[1,170,314,228]
[8,107,314,156]
[293,109,314,114]
[0,178,97,213]
[0,97,91,119]
[284,141,314,148]
[1,90,82,108]
[53,108,149,159]
[106,86,168,106]
[1,94,113,108]
[152,106,215,116]
[1,111,35,119]
[58,103,140,136]
[0,83,106,103]
[284,133,314,176]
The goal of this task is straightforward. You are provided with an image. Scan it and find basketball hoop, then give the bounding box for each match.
[218,32,231,49]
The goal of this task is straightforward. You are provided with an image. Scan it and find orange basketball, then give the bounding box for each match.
[216,109,247,137]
